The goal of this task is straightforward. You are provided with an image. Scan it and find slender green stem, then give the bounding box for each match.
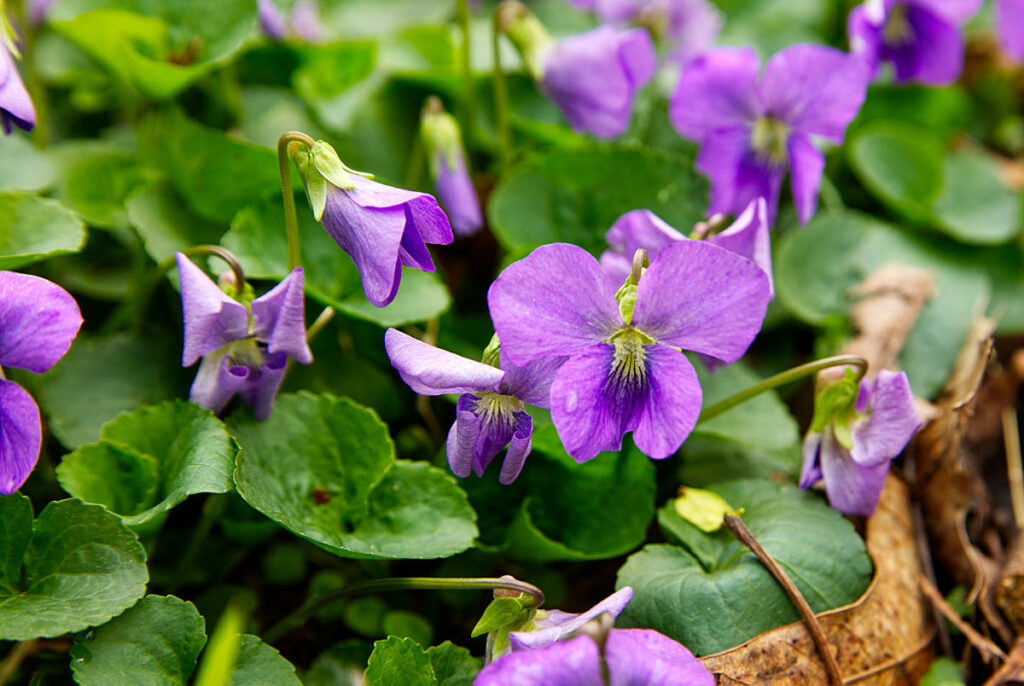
[306,306,335,344]
[264,576,545,643]
[456,0,475,132]
[697,355,868,425]
[491,7,511,166]
[277,131,316,271]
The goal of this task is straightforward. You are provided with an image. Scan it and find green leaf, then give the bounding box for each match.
[920,657,966,686]
[0,495,148,640]
[70,595,207,686]
[0,135,56,192]
[223,197,452,326]
[364,637,435,686]
[847,120,944,222]
[616,479,872,656]
[489,145,707,255]
[126,182,225,266]
[930,149,1020,245]
[466,426,655,561]
[52,142,148,229]
[140,109,281,224]
[0,192,86,268]
[194,600,245,686]
[230,392,477,559]
[57,401,238,528]
[35,332,184,449]
[775,209,992,398]
[227,636,301,686]
[851,84,972,141]
[425,642,480,686]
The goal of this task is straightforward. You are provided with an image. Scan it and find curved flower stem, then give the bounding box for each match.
[491,5,511,166]
[724,514,843,686]
[264,576,545,644]
[697,354,868,425]
[277,131,316,272]
[305,306,335,344]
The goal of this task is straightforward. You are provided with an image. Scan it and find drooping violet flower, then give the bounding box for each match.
[476,628,715,685]
[489,241,771,462]
[0,30,35,134]
[499,3,656,139]
[176,253,312,420]
[293,140,454,308]
[997,0,1024,61]
[573,0,722,65]
[670,44,868,225]
[421,96,483,237]
[848,0,981,85]
[507,587,633,653]
[0,272,82,493]
[385,329,564,484]
[600,198,773,296]
[257,0,323,42]
[800,369,922,517]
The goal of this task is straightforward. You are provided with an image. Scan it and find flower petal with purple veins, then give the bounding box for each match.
[246,353,288,421]
[799,430,824,489]
[669,46,760,140]
[447,395,482,478]
[499,353,567,409]
[0,46,36,135]
[707,197,773,295]
[509,587,634,651]
[488,243,623,366]
[384,328,505,396]
[0,379,42,494]
[631,345,702,459]
[787,133,826,226]
[0,271,83,374]
[476,634,602,686]
[632,240,771,364]
[601,209,684,285]
[499,412,533,484]
[604,628,716,685]
[851,370,922,466]
[189,352,251,416]
[819,428,892,517]
[175,253,249,366]
[250,267,312,364]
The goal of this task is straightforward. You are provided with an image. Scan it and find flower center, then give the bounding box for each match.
[474,392,525,425]
[750,116,790,166]
[882,4,913,47]
[224,338,265,371]
[606,328,653,400]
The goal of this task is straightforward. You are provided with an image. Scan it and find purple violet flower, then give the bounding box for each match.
[998,0,1024,61]
[574,0,722,65]
[0,272,82,494]
[176,253,312,421]
[257,0,287,40]
[507,587,634,654]
[0,40,35,134]
[600,198,773,296]
[476,628,715,685]
[385,328,564,484]
[541,25,656,139]
[670,44,868,225]
[488,241,771,462]
[800,369,922,517]
[421,97,483,237]
[848,0,981,85]
[295,140,454,308]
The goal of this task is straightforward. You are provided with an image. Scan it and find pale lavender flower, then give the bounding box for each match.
[997,0,1024,61]
[541,25,656,138]
[0,42,35,134]
[385,329,563,484]
[0,272,82,493]
[489,241,771,462]
[476,627,715,685]
[670,44,868,224]
[848,0,981,85]
[800,369,922,517]
[600,198,773,296]
[573,0,722,64]
[258,0,323,42]
[176,253,312,420]
[507,587,633,653]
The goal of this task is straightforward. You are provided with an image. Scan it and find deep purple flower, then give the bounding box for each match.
[998,0,1024,61]
[489,241,770,462]
[541,25,656,139]
[848,0,980,85]
[0,272,82,493]
[421,98,483,237]
[670,44,868,225]
[296,141,454,308]
[176,253,312,420]
[800,369,922,517]
[385,329,563,484]
[600,198,773,296]
[476,628,715,685]
[0,43,35,134]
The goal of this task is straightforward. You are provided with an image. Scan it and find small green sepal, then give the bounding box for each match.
[481,333,501,368]
[810,369,859,434]
[471,595,535,638]
[421,98,463,176]
[310,140,358,190]
[615,283,638,325]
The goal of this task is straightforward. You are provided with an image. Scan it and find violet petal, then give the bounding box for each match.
[851,370,922,467]
[631,345,701,459]
[0,379,42,494]
[669,46,760,140]
[189,352,250,416]
[384,328,505,396]
[0,271,82,373]
[706,197,773,296]
[446,394,482,478]
[786,133,825,226]
[0,46,36,134]
[508,587,634,651]
[250,267,312,364]
[819,428,891,517]
[175,253,249,366]
[604,628,716,685]
[498,411,533,484]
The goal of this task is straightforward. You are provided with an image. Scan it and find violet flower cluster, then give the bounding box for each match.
[848,0,980,85]
[800,369,922,516]
[176,254,312,420]
[0,272,82,494]
[671,43,869,225]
